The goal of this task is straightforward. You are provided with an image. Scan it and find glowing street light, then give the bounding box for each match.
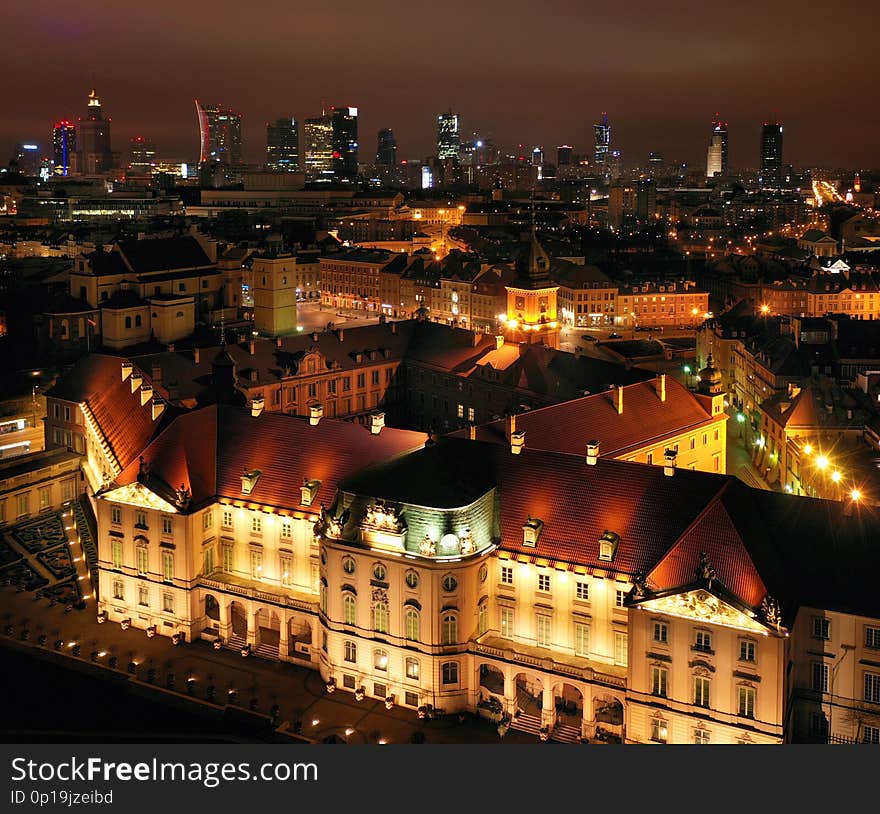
[815,455,829,470]
[760,304,770,314]
[803,443,813,455]
[831,471,842,484]
[850,488,862,501]
[736,412,746,423]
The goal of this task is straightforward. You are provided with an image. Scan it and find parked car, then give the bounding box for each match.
[608,332,623,339]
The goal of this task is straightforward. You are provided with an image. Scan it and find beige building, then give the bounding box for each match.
[616,281,709,329]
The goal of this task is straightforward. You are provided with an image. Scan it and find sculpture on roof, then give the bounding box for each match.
[695,551,716,588]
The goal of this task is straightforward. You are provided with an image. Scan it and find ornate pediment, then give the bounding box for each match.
[101,482,179,514]
[636,589,770,635]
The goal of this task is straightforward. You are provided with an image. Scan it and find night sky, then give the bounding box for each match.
[4,0,879,170]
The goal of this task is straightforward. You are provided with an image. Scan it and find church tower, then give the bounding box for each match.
[252,253,298,337]
[503,228,560,349]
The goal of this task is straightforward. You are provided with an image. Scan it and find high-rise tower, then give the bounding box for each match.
[376,129,397,166]
[760,121,783,188]
[706,114,728,178]
[128,136,156,173]
[437,111,460,161]
[330,106,358,183]
[52,121,76,176]
[77,89,114,174]
[303,115,334,182]
[594,112,611,178]
[266,118,299,172]
[195,101,243,167]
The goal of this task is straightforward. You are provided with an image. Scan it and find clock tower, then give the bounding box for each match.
[503,229,560,349]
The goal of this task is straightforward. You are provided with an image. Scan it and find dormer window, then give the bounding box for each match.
[598,530,620,562]
[300,478,321,506]
[522,517,543,548]
[241,469,262,495]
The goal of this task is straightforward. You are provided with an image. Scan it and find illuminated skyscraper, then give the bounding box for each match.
[376,129,397,165]
[760,121,784,188]
[437,111,460,161]
[77,89,114,174]
[195,101,243,167]
[594,112,611,177]
[128,136,157,173]
[330,106,358,182]
[303,115,334,182]
[711,114,728,174]
[12,143,41,176]
[52,121,76,176]
[266,118,299,172]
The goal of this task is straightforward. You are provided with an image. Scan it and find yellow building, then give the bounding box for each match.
[502,232,560,349]
[616,281,709,329]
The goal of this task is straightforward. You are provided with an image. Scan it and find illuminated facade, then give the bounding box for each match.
[77,89,115,175]
[437,112,460,162]
[760,122,783,189]
[330,106,358,183]
[303,116,334,182]
[502,232,560,349]
[52,120,76,176]
[615,281,709,329]
[706,114,728,178]
[266,118,299,172]
[195,101,243,166]
[128,136,156,173]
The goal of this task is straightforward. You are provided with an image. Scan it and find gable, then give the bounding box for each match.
[635,588,771,635]
[100,481,179,514]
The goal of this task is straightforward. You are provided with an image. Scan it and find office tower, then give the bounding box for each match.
[376,129,397,165]
[330,106,358,182]
[303,115,334,182]
[437,111,460,161]
[760,121,784,188]
[195,101,243,166]
[557,145,573,166]
[128,136,157,173]
[594,112,611,176]
[531,147,544,166]
[712,114,728,173]
[77,89,114,174]
[266,118,299,172]
[52,121,76,176]
[12,143,41,176]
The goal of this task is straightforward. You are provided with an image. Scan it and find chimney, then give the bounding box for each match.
[510,429,525,454]
[663,449,677,476]
[337,328,344,342]
[310,404,324,426]
[251,395,265,417]
[369,411,385,435]
[193,347,200,364]
[140,383,153,406]
[249,339,256,355]
[616,385,624,414]
[495,335,504,350]
[151,361,162,386]
[468,423,476,441]
[505,413,516,441]
[586,440,600,465]
[658,373,666,402]
[130,372,143,394]
[391,321,397,334]
[121,361,133,382]
[275,337,282,348]
[151,399,165,420]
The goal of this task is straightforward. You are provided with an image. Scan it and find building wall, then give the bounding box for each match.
[252,256,298,336]
[0,454,81,526]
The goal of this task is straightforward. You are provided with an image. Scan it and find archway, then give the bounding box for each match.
[554,683,583,726]
[204,594,220,628]
[287,615,313,659]
[514,673,543,718]
[479,664,505,697]
[255,608,280,653]
[229,600,247,639]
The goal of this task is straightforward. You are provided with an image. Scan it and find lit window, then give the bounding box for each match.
[136,544,148,576]
[343,594,356,625]
[653,622,668,643]
[442,661,459,685]
[405,608,420,641]
[536,614,551,647]
[406,657,420,680]
[651,717,668,743]
[478,601,488,636]
[501,607,514,639]
[161,550,174,582]
[252,515,262,534]
[441,613,458,645]
[739,640,756,662]
[538,573,551,592]
[651,666,668,697]
[111,539,123,570]
[738,686,756,718]
[222,509,233,528]
[500,566,514,585]
[694,676,711,708]
[373,602,388,633]
[374,649,388,671]
[694,728,710,745]
[615,589,626,608]
[344,640,357,663]
[614,631,628,666]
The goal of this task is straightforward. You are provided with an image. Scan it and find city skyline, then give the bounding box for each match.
[2,1,878,171]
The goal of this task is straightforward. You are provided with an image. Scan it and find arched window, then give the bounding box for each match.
[125,316,132,329]
[373,601,388,633]
[441,612,457,645]
[373,649,388,671]
[135,314,142,328]
[343,593,356,625]
[405,608,420,641]
[441,661,459,685]
[478,599,488,636]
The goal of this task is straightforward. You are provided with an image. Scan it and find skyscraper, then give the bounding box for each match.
[266,118,299,172]
[760,121,783,188]
[128,136,157,173]
[330,106,358,183]
[303,115,334,182]
[706,115,728,179]
[594,113,611,179]
[52,121,76,176]
[12,143,41,176]
[437,111,460,161]
[376,129,397,166]
[77,89,114,174]
[195,101,243,167]
[712,114,729,173]
[556,145,573,166]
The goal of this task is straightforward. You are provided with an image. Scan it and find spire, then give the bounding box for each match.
[88,88,101,108]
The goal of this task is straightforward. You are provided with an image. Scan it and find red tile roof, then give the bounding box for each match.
[462,376,720,458]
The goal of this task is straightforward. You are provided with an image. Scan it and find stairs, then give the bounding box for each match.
[551,721,583,744]
[510,712,543,736]
[254,641,279,661]
[225,633,247,652]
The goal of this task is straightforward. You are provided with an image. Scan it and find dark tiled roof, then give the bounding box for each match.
[117,236,213,274]
[85,250,127,277]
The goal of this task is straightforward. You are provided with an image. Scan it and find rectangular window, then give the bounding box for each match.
[651,666,668,697]
[16,493,29,517]
[538,573,551,592]
[252,515,262,534]
[161,550,174,582]
[694,728,710,745]
[864,726,880,744]
[442,662,459,685]
[536,614,551,647]
[203,511,213,531]
[162,516,172,536]
[357,373,365,388]
[576,581,589,601]
[250,549,263,579]
[222,543,233,573]
[162,592,174,614]
[136,545,148,576]
[739,640,756,662]
[813,617,830,640]
[138,585,149,606]
[203,545,215,575]
[866,627,880,650]
[405,691,419,708]
[574,622,590,656]
[457,403,464,418]
[865,673,880,703]
[614,631,628,666]
[694,630,712,652]
[651,717,668,743]
[343,674,356,690]
[653,622,668,643]
[372,370,380,386]
[694,676,711,708]
[374,683,386,699]
[738,686,756,718]
[111,539,123,570]
[280,554,292,586]
[615,589,626,608]
[111,506,121,525]
[112,579,124,600]
[344,640,357,663]
[468,407,475,422]
[280,521,292,539]
[406,657,420,680]
[500,606,514,639]
[222,509,233,528]
[500,565,513,585]
[812,662,829,694]
[39,486,51,510]
[134,510,147,528]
